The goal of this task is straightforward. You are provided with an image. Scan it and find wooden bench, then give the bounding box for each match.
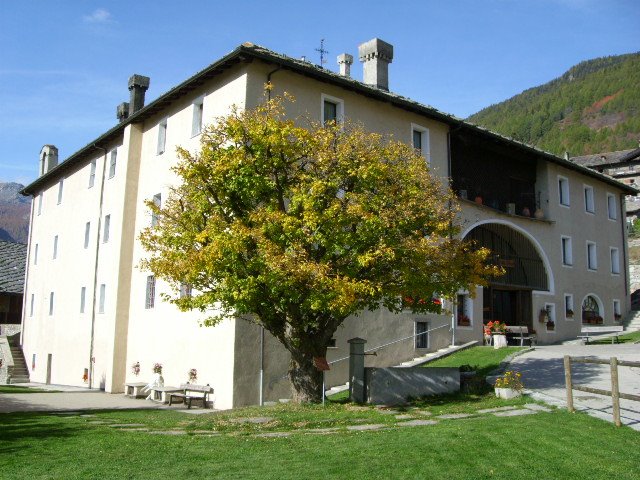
[124,382,148,398]
[506,326,536,347]
[578,326,624,344]
[168,384,213,409]
[149,385,183,404]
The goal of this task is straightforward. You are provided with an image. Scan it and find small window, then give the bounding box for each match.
[192,99,204,136]
[108,149,117,178]
[415,321,429,349]
[151,193,162,227]
[327,338,337,348]
[53,235,58,259]
[37,193,43,215]
[411,124,431,165]
[561,236,572,266]
[145,275,156,309]
[456,293,472,327]
[157,119,167,155]
[30,294,34,317]
[99,284,106,314]
[607,193,617,220]
[34,243,38,265]
[587,242,597,271]
[57,179,64,204]
[321,94,343,125]
[545,303,556,332]
[584,185,595,213]
[80,287,86,314]
[103,215,111,243]
[564,294,574,320]
[84,222,91,249]
[89,159,97,188]
[558,176,570,206]
[49,292,54,316]
[613,299,621,321]
[610,247,620,274]
[179,283,192,299]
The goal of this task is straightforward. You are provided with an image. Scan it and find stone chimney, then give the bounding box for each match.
[116,102,130,122]
[39,145,58,176]
[337,53,353,77]
[358,38,393,91]
[128,74,150,114]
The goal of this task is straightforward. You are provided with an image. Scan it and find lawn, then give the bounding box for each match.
[0,397,638,479]
[0,385,55,394]
[424,345,526,377]
[588,330,640,345]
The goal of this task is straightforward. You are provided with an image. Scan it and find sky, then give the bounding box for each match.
[0,0,638,185]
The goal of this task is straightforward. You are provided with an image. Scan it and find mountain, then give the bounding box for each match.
[0,182,30,244]
[467,52,640,157]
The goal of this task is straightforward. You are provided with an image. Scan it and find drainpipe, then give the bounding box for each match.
[266,67,282,101]
[88,144,108,390]
[19,199,36,348]
[621,193,630,298]
[259,325,265,406]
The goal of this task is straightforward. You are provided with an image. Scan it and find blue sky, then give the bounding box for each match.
[0,0,638,185]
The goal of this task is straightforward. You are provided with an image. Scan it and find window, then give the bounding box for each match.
[558,176,570,206]
[84,222,91,249]
[37,193,42,215]
[607,193,617,220]
[99,284,106,314]
[584,185,594,213]
[192,98,204,136]
[321,94,343,125]
[561,236,573,266]
[411,124,431,165]
[157,119,167,154]
[545,303,556,332]
[57,179,64,204]
[327,338,337,348]
[613,299,621,321]
[564,294,574,320]
[145,275,156,309]
[151,193,161,226]
[456,293,472,327]
[179,283,192,298]
[53,235,58,259]
[415,321,429,349]
[103,215,111,243]
[610,247,620,274]
[89,159,96,188]
[34,243,38,265]
[108,149,117,178]
[49,292,54,316]
[582,295,601,324]
[587,242,597,271]
[30,294,34,317]
[80,287,86,313]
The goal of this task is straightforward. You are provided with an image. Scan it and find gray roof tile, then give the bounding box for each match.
[0,240,27,294]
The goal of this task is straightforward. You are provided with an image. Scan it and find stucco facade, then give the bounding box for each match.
[20,42,634,409]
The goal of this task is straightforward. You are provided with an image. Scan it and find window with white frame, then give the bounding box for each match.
[145,275,156,309]
[80,286,86,313]
[38,193,43,215]
[321,94,343,125]
[587,242,597,270]
[89,159,96,188]
[456,293,472,327]
[607,193,617,220]
[179,283,192,298]
[157,119,167,154]
[192,98,204,136]
[103,214,111,243]
[108,149,117,178]
[151,193,161,227]
[583,185,595,213]
[564,294,574,320]
[84,222,90,249]
[49,292,54,316]
[53,235,58,259]
[610,247,620,274]
[613,299,621,321]
[57,179,64,204]
[561,236,573,266]
[415,320,429,349]
[99,284,106,314]
[411,124,431,166]
[545,303,556,331]
[34,243,38,265]
[558,176,570,206]
[30,294,34,317]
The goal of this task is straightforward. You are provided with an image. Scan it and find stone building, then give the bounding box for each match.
[18,40,635,408]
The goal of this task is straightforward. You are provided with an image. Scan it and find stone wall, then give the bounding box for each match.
[0,324,21,337]
[365,366,460,405]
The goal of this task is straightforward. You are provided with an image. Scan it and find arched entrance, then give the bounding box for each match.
[581,294,603,324]
[465,223,550,329]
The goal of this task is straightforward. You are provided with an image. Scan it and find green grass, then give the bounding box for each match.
[0,385,56,394]
[0,398,638,479]
[424,346,525,377]
[588,330,640,345]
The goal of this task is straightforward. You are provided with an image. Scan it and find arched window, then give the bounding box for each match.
[582,295,602,324]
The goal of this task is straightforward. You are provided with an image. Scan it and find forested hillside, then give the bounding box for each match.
[0,182,30,244]
[468,52,640,156]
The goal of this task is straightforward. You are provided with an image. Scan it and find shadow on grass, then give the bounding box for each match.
[0,412,86,454]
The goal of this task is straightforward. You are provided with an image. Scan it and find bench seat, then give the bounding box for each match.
[578,326,624,344]
[124,382,148,398]
[505,326,536,347]
[168,384,213,409]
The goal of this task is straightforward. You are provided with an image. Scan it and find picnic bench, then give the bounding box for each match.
[149,385,183,404]
[168,384,213,409]
[124,382,148,398]
[506,326,536,347]
[578,326,624,344]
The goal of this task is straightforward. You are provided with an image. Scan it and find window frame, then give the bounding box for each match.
[558,176,570,207]
[411,123,431,166]
[455,292,473,329]
[583,184,595,214]
[53,235,58,260]
[610,247,620,275]
[586,241,597,271]
[564,294,574,321]
[103,214,111,243]
[545,303,556,333]
[145,275,156,309]
[37,193,43,215]
[80,286,86,314]
[151,193,162,227]
[561,236,573,267]
[191,97,204,137]
[613,299,621,320]
[157,119,168,155]
[89,159,97,188]
[108,149,117,179]
[84,222,91,249]
[30,293,34,317]
[57,179,64,205]
[99,284,106,314]
[607,193,617,220]
[49,292,54,316]
[34,243,38,265]
[415,320,429,349]
[320,93,344,125]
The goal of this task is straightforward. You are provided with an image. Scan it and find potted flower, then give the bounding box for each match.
[494,370,524,399]
[614,313,622,322]
[539,308,549,323]
[187,368,198,384]
[131,361,141,377]
[152,363,163,374]
[546,320,555,331]
[566,309,574,319]
[485,320,508,349]
[458,314,471,327]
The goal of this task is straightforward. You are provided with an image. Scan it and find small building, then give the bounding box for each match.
[18,40,636,408]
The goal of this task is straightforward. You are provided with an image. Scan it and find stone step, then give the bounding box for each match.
[9,376,30,384]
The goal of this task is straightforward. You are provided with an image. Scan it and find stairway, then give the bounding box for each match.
[8,344,30,383]
[623,311,640,333]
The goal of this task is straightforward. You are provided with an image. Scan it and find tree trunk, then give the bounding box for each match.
[288,351,323,403]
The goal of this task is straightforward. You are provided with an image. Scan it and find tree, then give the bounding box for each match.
[139,94,499,403]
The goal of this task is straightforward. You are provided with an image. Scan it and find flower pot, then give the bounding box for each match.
[492,333,507,349]
[495,387,522,399]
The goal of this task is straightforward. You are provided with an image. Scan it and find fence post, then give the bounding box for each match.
[348,337,367,404]
[564,355,574,412]
[610,357,621,427]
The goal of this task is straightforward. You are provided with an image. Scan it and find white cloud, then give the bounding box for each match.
[83,8,112,24]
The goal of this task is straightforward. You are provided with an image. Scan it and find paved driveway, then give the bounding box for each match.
[508,344,640,430]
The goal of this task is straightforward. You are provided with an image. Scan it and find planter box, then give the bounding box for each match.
[495,387,522,399]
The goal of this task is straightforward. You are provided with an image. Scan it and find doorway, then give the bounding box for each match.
[483,287,532,329]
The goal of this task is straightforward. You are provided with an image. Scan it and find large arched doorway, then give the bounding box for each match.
[465,223,550,329]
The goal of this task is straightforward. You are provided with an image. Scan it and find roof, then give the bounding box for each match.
[571,147,640,169]
[21,42,638,196]
[0,240,27,294]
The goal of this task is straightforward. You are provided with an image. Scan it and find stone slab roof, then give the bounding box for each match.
[0,240,27,294]
[571,148,640,169]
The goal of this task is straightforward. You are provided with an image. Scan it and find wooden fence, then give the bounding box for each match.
[564,355,640,427]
